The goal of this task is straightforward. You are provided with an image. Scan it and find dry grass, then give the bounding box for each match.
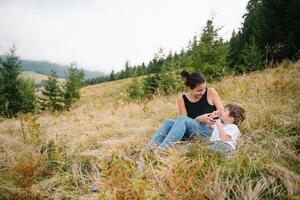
[0,63,299,199]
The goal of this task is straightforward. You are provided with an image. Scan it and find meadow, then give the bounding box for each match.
[0,61,299,199]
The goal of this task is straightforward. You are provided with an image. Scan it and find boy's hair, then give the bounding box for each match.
[225,103,246,125]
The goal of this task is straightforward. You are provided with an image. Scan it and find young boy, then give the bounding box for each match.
[208,103,246,154]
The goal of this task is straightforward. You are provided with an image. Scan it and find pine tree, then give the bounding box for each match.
[0,47,36,117]
[64,64,84,110]
[18,77,36,113]
[0,47,23,117]
[109,70,116,81]
[227,31,243,70]
[192,19,228,70]
[0,69,5,116]
[119,69,126,79]
[124,60,131,77]
[241,37,263,71]
[39,70,64,111]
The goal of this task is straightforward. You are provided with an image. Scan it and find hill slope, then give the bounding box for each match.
[0,63,299,199]
[21,71,65,84]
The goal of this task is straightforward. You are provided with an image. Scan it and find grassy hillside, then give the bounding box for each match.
[21,71,65,84]
[0,62,299,199]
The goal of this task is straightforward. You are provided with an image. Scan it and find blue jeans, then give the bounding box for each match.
[148,115,213,149]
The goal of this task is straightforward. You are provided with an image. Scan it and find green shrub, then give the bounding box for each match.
[158,71,177,95]
[201,64,228,82]
[142,74,160,98]
[18,78,36,113]
[126,78,144,100]
[126,71,186,100]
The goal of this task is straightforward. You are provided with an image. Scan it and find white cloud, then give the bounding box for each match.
[0,0,248,73]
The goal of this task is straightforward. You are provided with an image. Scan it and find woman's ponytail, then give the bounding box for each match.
[180,70,206,89]
[180,70,190,79]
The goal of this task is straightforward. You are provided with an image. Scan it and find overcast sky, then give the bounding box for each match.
[0,0,248,73]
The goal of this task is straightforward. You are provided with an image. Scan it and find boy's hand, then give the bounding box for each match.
[215,119,223,128]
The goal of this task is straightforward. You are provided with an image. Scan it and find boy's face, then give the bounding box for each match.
[220,107,234,124]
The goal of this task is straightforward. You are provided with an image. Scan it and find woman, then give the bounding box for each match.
[147,70,224,149]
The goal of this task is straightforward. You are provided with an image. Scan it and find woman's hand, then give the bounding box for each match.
[195,114,214,125]
[210,111,220,119]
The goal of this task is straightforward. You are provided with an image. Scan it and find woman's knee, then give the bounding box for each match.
[163,119,174,128]
[175,115,190,121]
[164,119,174,125]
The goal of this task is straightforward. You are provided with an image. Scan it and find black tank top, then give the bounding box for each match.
[182,88,217,119]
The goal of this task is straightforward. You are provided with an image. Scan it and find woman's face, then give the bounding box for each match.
[190,82,206,99]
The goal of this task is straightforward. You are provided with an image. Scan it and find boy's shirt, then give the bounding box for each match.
[210,123,240,150]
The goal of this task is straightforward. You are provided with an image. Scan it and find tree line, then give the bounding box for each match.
[86,0,299,86]
[227,0,300,72]
[0,47,85,118]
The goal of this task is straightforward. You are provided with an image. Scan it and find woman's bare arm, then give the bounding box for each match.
[178,96,188,116]
[208,88,225,113]
[194,88,224,125]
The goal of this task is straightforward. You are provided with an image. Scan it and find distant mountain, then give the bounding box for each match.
[0,55,105,80]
